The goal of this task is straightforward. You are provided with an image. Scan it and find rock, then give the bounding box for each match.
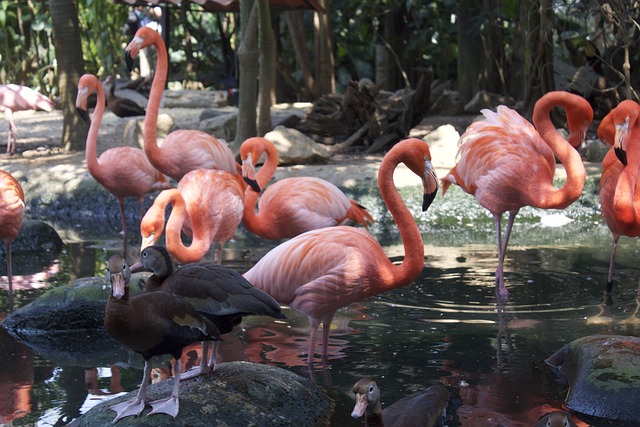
[264,126,332,165]
[123,113,175,149]
[70,361,333,427]
[545,334,640,424]
[463,90,516,113]
[0,220,63,276]
[199,110,237,142]
[423,124,460,170]
[159,89,229,109]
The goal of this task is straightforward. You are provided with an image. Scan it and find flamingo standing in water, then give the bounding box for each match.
[242,138,438,364]
[76,74,171,244]
[597,100,640,296]
[124,27,240,182]
[0,169,24,310]
[441,91,593,299]
[0,84,54,154]
[240,137,374,240]
[140,168,244,264]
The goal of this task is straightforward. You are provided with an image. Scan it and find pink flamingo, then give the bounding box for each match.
[0,84,54,154]
[124,27,240,182]
[0,169,24,310]
[242,138,438,364]
[441,91,593,299]
[240,137,374,239]
[75,74,171,244]
[597,100,640,296]
[140,168,244,264]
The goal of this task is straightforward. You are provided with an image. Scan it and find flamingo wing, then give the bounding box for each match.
[96,147,169,198]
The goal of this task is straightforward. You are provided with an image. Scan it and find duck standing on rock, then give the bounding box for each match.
[104,254,220,422]
[131,245,286,377]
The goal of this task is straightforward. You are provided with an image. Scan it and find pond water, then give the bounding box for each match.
[1,186,639,427]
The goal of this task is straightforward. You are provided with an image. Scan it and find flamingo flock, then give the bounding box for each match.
[5,24,640,426]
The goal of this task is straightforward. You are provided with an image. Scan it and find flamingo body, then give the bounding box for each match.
[0,84,54,154]
[140,168,244,264]
[125,27,239,182]
[243,138,438,364]
[0,169,25,309]
[76,74,171,243]
[441,91,593,298]
[597,100,640,294]
[240,137,373,240]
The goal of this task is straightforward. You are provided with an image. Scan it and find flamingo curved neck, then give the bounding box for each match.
[532,94,586,209]
[162,191,211,263]
[377,151,424,286]
[143,33,168,161]
[85,82,106,182]
[242,141,279,238]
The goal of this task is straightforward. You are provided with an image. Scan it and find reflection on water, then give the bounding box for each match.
[1,224,640,426]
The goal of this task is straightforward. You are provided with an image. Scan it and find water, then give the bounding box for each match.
[1,203,640,426]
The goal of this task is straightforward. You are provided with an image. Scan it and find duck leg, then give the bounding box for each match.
[110,359,153,422]
[148,358,182,418]
[180,343,210,380]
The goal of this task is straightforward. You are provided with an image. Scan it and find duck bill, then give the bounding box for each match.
[110,273,126,299]
[351,394,367,419]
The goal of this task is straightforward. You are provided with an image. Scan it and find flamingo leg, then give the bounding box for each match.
[148,358,181,418]
[606,234,619,295]
[4,109,16,154]
[110,359,153,422]
[214,242,223,265]
[320,319,332,365]
[306,319,321,364]
[6,241,13,311]
[494,210,518,299]
[117,197,128,243]
[492,213,506,297]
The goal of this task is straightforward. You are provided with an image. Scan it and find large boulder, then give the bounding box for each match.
[70,361,333,427]
[545,334,640,425]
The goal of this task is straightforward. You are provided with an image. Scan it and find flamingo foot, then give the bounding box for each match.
[495,273,509,300]
[109,396,147,422]
[148,395,179,418]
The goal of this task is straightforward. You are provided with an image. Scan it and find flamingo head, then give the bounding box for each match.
[75,74,100,121]
[241,152,261,192]
[565,95,594,149]
[611,100,640,166]
[397,138,439,211]
[125,27,159,71]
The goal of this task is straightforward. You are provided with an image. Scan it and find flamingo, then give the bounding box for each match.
[75,74,171,244]
[140,168,244,264]
[0,84,54,154]
[597,100,640,296]
[242,138,438,364]
[240,137,374,240]
[124,27,241,182]
[441,91,593,299]
[0,169,24,310]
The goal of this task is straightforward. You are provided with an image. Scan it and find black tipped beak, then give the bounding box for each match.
[615,146,628,166]
[422,189,437,211]
[76,107,89,123]
[125,51,134,72]
[244,177,261,192]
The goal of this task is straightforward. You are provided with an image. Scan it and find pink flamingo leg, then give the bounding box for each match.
[306,320,321,364]
[6,241,14,310]
[148,358,182,418]
[494,210,518,299]
[606,235,619,295]
[4,109,17,154]
[110,359,153,422]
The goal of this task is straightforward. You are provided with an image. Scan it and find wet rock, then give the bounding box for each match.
[545,334,640,425]
[70,361,333,427]
[0,220,63,276]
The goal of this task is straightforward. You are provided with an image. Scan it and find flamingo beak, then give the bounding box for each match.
[242,153,261,192]
[422,159,438,211]
[76,107,89,123]
[140,233,156,252]
[614,119,629,166]
[124,36,143,72]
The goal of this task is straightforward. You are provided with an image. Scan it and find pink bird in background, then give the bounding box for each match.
[140,168,244,264]
[243,138,438,365]
[0,169,25,310]
[441,91,593,299]
[75,74,171,245]
[124,27,240,183]
[597,100,640,296]
[0,84,54,154]
[240,136,374,240]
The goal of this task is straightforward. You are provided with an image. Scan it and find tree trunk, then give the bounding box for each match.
[457,0,483,102]
[285,11,317,99]
[234,0,259,150]
[49,0,88,152]
[257,0,275,136]
[522,0,554,119]
[314,0,334,95]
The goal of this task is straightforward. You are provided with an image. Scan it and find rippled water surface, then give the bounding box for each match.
[1,211,640,426]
